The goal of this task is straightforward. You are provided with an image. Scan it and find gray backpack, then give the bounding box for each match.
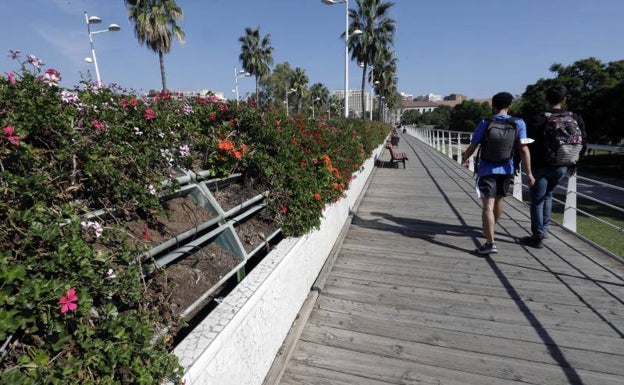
[479,117,519,163]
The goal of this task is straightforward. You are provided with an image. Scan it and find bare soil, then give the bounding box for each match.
[210,180,268,212]
[145,180,279,325]
[233,208,281,254]
[118,196,217,250]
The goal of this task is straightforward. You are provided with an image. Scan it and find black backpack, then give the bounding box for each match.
[479,117,519,163]
[541,111,583,165]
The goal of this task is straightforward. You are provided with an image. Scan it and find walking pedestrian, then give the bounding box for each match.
[520,85,586,248]
[462,92,535,254]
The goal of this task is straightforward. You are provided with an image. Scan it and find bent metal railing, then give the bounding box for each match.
[405,125,624,237]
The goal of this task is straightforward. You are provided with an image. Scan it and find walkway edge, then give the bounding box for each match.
[261,163,378,385]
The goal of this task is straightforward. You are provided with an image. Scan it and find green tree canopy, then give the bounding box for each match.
[450,100,491,132]
[520,57,624,144]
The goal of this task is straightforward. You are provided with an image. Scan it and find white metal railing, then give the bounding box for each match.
[405,125,624,235]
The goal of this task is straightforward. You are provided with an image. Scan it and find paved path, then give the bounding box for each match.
[264,133,624,385]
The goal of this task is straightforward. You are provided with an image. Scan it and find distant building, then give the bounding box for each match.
[415,93,442,102]
[438,93,467,108]
[330,89,372,118]
[401,100,439,114]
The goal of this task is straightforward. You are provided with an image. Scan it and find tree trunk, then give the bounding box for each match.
[159,51,167,92]
[361,64,367,118]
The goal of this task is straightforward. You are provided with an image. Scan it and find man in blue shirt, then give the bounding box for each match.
[462,92,535,254]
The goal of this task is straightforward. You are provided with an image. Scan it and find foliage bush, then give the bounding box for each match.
[0,53,391,384]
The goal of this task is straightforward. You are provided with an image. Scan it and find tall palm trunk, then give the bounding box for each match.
[159,51,167,91]
[361,64,367,117]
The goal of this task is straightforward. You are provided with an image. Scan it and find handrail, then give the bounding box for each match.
[406,125,624,235]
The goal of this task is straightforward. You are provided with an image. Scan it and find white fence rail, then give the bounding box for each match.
[405,126,624,235]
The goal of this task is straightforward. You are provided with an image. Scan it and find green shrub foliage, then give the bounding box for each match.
[0,53,391,384]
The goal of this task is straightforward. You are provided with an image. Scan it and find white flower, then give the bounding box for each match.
[60,90,79,104]
[80,220,103,238]
[181,104,193,115]
[179,144,191,157]
[105,268,117,279]
[134,126,143,136]
[147,184,156,195]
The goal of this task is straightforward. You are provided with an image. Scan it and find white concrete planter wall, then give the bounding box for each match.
[174,143,383,385]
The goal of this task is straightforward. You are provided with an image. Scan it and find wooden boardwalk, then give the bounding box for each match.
[264,133,624,385]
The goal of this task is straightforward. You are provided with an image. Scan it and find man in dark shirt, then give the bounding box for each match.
[521,85,586,248]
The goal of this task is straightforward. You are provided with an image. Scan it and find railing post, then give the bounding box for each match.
[563,174,577,232]
[513,164,523,201]
[456,132,461,164]
[468,133,475,172]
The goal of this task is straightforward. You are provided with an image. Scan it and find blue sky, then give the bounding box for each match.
[1,0,623,100]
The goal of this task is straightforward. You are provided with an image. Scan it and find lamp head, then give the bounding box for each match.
[88,16,102,24]
[107,24,121,32]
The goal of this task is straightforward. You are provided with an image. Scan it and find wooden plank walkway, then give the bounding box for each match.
[265,133,624,385]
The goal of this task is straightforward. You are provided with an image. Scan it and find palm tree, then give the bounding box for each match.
[310,82,330,118]
[124,0,185,92]
[375,47,398,120]
[348,0,396,116]
[239,27,274,106]
[290,67,309,113]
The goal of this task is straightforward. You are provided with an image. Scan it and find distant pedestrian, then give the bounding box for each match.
[462,92,534,254]
[520,85,586,248]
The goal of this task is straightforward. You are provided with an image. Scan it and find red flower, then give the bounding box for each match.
[3,125,21,146]
[291,138,297,145]
[209,113,217,122]
[144,108,156,120]
[59,288,78,313]
[142,226,150,240]
[218,140,234,152]
[280,205,288,214]
[218,104,229,112]
[229,119,235,127]
[314,193,322,201]
[232,150,242,159]
[91,119,105,132]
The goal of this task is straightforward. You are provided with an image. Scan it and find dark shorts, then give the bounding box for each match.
[478,174,513,198]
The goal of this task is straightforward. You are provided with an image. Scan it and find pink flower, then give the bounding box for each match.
[3,125,21,146]
[26,54,43,69]
[42,68,61,86]
[280,205,288,214]
[91,119,105,132]
[4,72,16,85]
[8,50,21,60]
[144,108,156,120]
[59,288,78,313]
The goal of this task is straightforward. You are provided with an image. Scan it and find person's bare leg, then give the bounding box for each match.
[482,197,496,243]
[493,197,504,223]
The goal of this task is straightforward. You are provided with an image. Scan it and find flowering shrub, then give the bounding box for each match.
[0,52,391,384]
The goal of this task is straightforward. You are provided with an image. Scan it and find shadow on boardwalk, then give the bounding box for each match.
[265,132,624,385]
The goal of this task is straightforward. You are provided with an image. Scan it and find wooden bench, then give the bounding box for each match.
[386,144,408,168]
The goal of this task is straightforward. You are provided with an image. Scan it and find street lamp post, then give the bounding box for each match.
[321,0,362,118]
[84,11,120,86]
[285,88,296,116]
[312,97,320,118]
[234,67,251,106]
